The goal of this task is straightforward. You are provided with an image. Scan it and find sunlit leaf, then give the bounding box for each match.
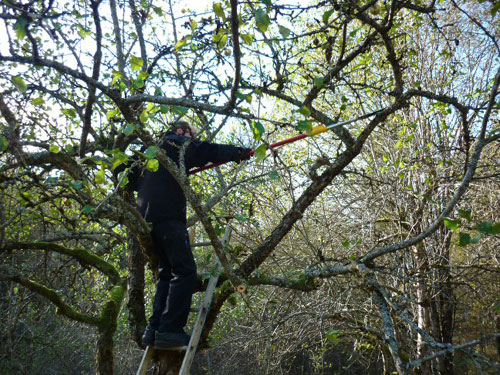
[31,97,45,106]
[146,159,159,172]
[12,76,27,93]
[14,17,28,39]
[241,33,254,45]
[0,135,8,151]
[443,217,460,231]
[49,145,60,154]
[251,121,265,141]
[254,144,267,162]
[111,152,128,170]
[213,2,225,19]
[140,109,149,123]
[95,168,106,184]
[175,39,187,51]
[129,55,144,72]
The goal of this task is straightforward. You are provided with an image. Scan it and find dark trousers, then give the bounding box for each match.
[149,220,197,333]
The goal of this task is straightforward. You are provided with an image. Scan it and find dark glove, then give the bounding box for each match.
[234,147,252,163]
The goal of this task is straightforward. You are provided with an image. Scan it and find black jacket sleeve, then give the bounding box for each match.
[186,140,246,169]
[162,134,249,169]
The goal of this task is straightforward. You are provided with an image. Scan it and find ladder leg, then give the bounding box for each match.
[136,346,154,375]
[178,224,231,375]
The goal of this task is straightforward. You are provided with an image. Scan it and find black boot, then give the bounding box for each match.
[154,331,190,349]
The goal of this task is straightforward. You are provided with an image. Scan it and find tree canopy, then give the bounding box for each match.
[0,0,499,374]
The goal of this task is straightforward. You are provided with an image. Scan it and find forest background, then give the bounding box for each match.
[0,0,499,374]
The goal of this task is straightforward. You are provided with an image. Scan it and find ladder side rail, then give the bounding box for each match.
[178,225,232,375]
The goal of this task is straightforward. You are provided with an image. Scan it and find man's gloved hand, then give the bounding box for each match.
[234,147,252,163]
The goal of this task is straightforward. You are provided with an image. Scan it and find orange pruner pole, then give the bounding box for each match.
[189,109,382,175]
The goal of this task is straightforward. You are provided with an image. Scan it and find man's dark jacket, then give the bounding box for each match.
[127,134,247,223]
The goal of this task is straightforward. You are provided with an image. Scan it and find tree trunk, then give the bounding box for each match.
[153,351,185,375]
[413,242,432,375]
[96,325,115,375]
[127,234,147,346]
[432,230,455,375]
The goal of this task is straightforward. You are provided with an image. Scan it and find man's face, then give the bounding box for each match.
[175,125,197,138]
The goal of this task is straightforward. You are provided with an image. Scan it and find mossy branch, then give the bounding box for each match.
[0,266,100,326]
[3,241,121,284]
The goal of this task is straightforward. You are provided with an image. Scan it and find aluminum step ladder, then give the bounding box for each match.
[136,225,230,375]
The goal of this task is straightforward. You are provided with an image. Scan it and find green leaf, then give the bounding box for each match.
[44,177,58,185]
[241,33,254,45]
[213,2,225,19]
[0,135,9,151]
[70,180,84,190]
[14,17,28,39]
[491,2,500,16]
[342,240,350,248]
[49,145,60,154]
[146,159,159,172]
[268,170,279,180]
[323,9,334,24]
[111,152,128,170]
[144,146,158,159]
[153,6,163,16]
[262,0,272,6]
[129,55,144,72]
[61,108,76,118]
[279,25,291,39]
[107,108,120,120]
[172,105,189,115]
[298,120,313,134]
[255,8,271,33]
[95,168,106,184]
[160,104,170,113]
[457,209,472,222]
[314,76,324,89]
[175,39,188,51]
[82,204,94,215]
[443,217,460,231]
[218,33,228,49]
[326,329,342,345]
[458,232,471,247]
[298,106,311,116]
[77,24,91,39]
[493,223,500,235]
[111,70,124,86]
[132,79,144,89]
[254,144,267,162]
[140,109,149,123]
[12,76,27,93]
[477,221,500,235]
[122,124,136,136]
[251,121,265,141]
[31,97,45,106]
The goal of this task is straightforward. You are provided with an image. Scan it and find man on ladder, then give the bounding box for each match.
[124,121,251,349]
